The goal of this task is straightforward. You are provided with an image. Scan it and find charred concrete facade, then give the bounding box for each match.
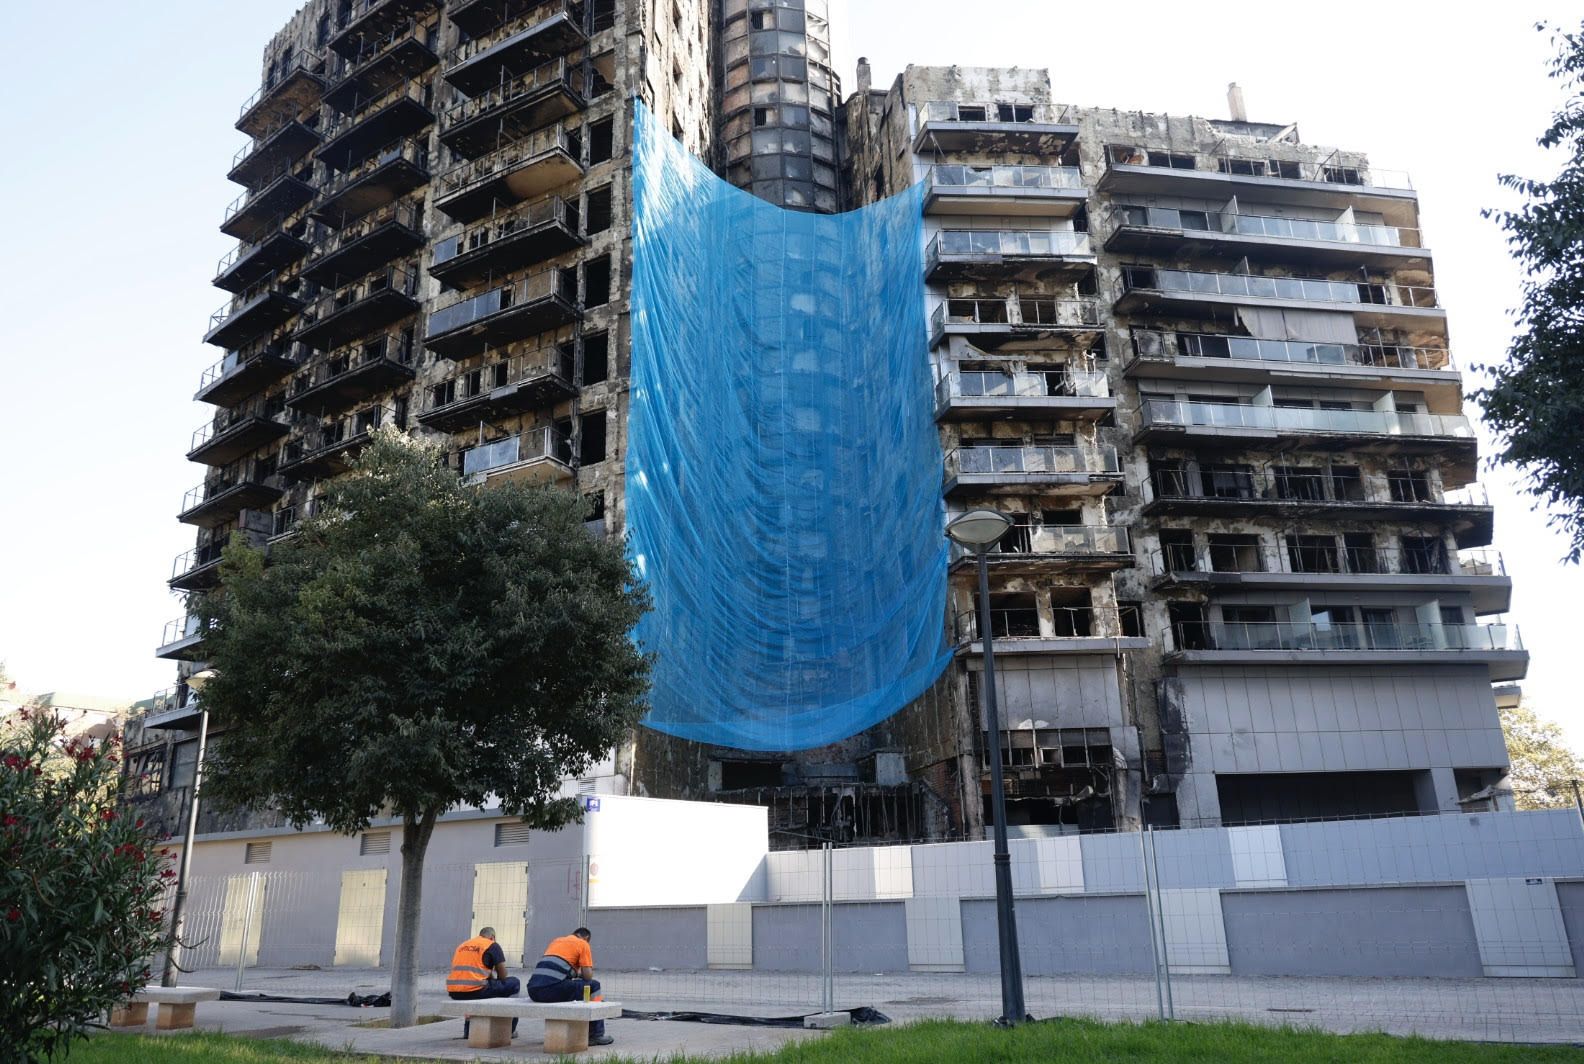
[141,11,1527,847]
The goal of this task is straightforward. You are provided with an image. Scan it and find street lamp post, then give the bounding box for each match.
[945,509,1027,1026]
[159,668,215,987]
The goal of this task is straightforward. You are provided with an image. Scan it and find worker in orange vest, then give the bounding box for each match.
[448,927,521,1041]
[527,927,612,1046]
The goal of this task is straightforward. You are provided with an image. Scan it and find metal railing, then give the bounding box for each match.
[931,296,1101,335]
[293,331,416,396]
[1119,266,1440,310]
[433,195,578,267]
[171,536,231,581]
[442,57,585,128]
[310,200,424,266]
[299,264,420,326]
[461,426,571,478]
[1104,144,1413,190]
[208,271,304,336]
[215,220,305,279]
[919,100,1071,125]
[196,341,304,394]
[237,51,322,123]
[935,366,1108,406]
[945,444,1121,479]
[436,123,581,201]
[221,166,312,228]
[1109,205,1420,249]
[230,117,317,173]
[190,399,285,454]
[950,525,1131,562]
[954,605,1136,644]
[425,344,576,415]
[448,0,585,67]
[1144,467,1487,509]
[160,616,208,649]
[322,81,431,141]
[927,229,1092,262]
[928,164,1084,192]
[317,139,429,207]
[1133,331,1453,373]
[1169,620,1522,655]
[180,468,273,514]
[1147,545,1505,579]
[326,21,437,84]
[427,266,576,337]
[1137,399,1472,439]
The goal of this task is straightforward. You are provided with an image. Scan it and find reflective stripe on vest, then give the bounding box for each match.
[531,954,574,983]
[447,936,494,992]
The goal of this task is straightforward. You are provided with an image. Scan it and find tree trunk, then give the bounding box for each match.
[389,807,439,1028]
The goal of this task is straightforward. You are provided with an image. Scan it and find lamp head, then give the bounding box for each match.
[945,509,1013,550]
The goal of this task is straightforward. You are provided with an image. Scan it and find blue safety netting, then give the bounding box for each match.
[626,102,951,752]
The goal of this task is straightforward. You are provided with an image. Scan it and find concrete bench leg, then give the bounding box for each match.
[543,1018,590,1054]
[156,1002,197,1031]
[467,1015,513,1049]
[109,1003,149,1028]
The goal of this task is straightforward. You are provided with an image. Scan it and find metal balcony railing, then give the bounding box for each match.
[935,367,1108,406]
[196,341,303,394]
[449,0,585,66]
[326,21,437,83]
[1135,331,1453,373]
[299,264,420,325]
[293,331,416,395]
[945,444,1121,479]
[1144,467,1488,509]
[954,605,1136,644]
[931,296,1102,335]
[189,399,285,454]
[950,525,1131,562]
[160,616,208,649]
[1119,266,1440,310]
[1103,145,1412,191]
[1109,204,1421,249]
[1169,620,1522,655]
[318,140,429,204]
[206,272,303,336]
[171,536,231,581]
[220,165,312,227]
[928,164,1084,192]
[425,344,576,415]
[237,51,323,122]
[919,101,1071,125]
[1137,399,1473,440]
[1148,545,1506,579]
[442,57,584,127]
[322,81,431,141]
[432,194,578,267]
[311,199,424,258]
[436,123,581,200]
[427,266,576,337]
[928,229,1092,261]
[461,426,571,477]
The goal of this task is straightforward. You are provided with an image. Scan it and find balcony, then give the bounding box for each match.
[1115,266,1445,333]
[943,444,1122,497]
[194,342,304,407]
[304,201,426,287]
[1125,330,1458,401]
[237,53,326,139]
[1142,471,1494,548]
[1166,620,1527,682]
[317,82,435,172]
[177,470,284,529]
[1151,546,1513,615]
[929,296,1102,350]
[912,101,1078,155]
[418,346,577,431]
[430,195,583,288]
[1098,147,1416,220]
[312,139,431,229]
[934,367,1113,422]
[446,1,589,96]
[212,225,311,293]
[326,0,443,59]
[294,265,421,350]
[1134,399,1476,460]
[286,332,417,416]
[219,168,316,242]
[450,0,590,38]
[924,165,1086,218]
[425,266,579,356]
[323,24,440,114]
[155,617,209,662]
[953,606,1150,657]
[203,273,305,349]
[461,426,574,487]
[1104,205,1428,270]
[228,120,321,187]
[187,404,289,466]
[440,58,587,159]
[925,229,1092,283]
[280,411,386,482]
[169,530,266,592]
[434,123,583,222]
[949,525,1133,576]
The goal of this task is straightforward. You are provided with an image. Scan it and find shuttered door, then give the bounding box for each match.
[333,869,388,967]
[471,862,530,966]
[217,873,266,968]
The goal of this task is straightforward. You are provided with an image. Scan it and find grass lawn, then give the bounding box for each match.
[76,1018,1584,1063]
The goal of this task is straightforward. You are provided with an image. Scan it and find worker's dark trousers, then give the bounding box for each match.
[528,978,604,1038]
[451,979,521,1039]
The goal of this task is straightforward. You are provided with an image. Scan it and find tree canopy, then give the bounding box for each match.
[1478,21,1584,559]
[194,429,650,1024]
[1501,701,1584,810]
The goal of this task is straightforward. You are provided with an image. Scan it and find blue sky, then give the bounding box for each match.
[1,1,1578,743]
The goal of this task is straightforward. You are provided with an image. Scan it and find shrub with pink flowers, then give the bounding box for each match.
[0,709,170,1062]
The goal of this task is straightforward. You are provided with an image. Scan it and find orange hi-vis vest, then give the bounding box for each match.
[447,936,494,993]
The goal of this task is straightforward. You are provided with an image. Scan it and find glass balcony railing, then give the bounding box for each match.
[1171,621,1522,655]
[931,296,1102,335]
[448,0,585,66]
[929,164,1084,192]
[462,426,571,478]
[919,101,1071,125]
[1149,545,1506,579]
[432,195,579,267]
[1110,205,1420,249]
[950,524,1130,562]
[1138,399,1473,440]
[1144,468,1489,509]
[427,267,576,337]
[1104,145,1413,191]
[1137,332,1453,373]
[928,229,1092,261]
[935,367,1108,405]
[160,616,208,649]
[945,444,1121,479]
[442,57,585,128]
[1120,266,1439,310]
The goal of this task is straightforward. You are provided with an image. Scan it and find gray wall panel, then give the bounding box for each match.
[1555,882,1584,975]
[588,906,708,970]
[961,896,1155,976]
[751,903,909,972]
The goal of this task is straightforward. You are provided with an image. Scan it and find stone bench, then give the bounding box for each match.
[110,986,222,1031]
[439,999,622,1052]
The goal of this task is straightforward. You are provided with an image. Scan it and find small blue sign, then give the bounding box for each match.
[583,796,601,812]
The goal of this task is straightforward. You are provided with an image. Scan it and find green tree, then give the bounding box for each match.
[1478,21,1584,559]
[1501,702,1584,810]
[0,710,171,1063]
[194,429,650,1027]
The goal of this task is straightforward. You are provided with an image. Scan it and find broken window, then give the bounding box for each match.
[1146,151,1195,170]
[1329,465,1365,501]
[1286,534,1340,573]
[585,185,612,235]
[1198,463,1256,499]
[1168,602,1208,649]
[1209,534,1263,573]
[956,105,988,122]
[1117,600,1144,638]
[1343,531,1378,573]
[1049,587,1092,637]
[1160,528,1196,572]
[584,256,612,307]
[579,410,607,464]
[719,759,783,789]
[582,332,609,384]
[589,117,614,164]
[1387,468,1433,503]
[984,592,1039,638]
[1274,464,1326,501]
[996,103,1035,123]
[1400,534,1446,574]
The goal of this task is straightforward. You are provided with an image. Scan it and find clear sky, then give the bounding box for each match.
[0,2,1578,742]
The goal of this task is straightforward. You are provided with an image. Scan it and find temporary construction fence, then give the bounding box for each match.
[171,808,1584,1043]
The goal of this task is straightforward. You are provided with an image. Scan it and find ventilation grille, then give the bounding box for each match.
[244,842,272,864]
[360,831,392,856]
[494,822,532,847]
